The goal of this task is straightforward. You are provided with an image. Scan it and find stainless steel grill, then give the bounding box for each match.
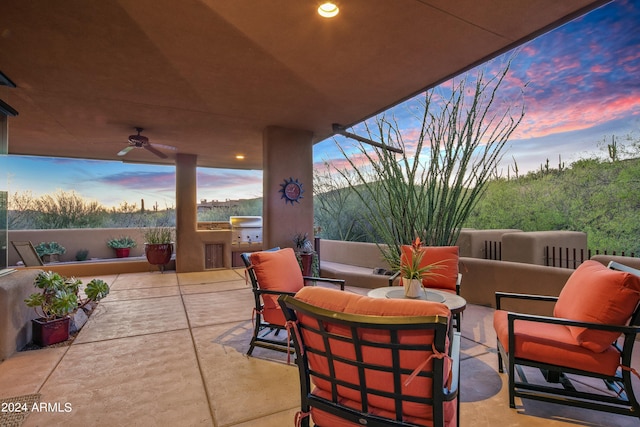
[230,216,263,244]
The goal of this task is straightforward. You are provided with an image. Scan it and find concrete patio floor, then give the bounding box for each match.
[0,269,638,426]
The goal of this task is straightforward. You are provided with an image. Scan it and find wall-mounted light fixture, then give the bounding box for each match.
[0,71,16,88]
[0,99,18,117]
[0,70,18,116]
[332,124,403,154]
[318,2,339,18]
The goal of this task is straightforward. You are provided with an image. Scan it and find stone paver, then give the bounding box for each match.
[1,269,639,427]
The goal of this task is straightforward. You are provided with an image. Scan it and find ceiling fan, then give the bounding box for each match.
[117,127,174,159]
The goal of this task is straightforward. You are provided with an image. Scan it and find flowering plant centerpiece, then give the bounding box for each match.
[400,237,430,280]
[398,237,439,298]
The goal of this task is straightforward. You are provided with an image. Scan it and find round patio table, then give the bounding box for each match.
[367,286,467,315]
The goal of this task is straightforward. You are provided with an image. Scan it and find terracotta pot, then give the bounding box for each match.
[402,278,422,298]
[145,243,173,268]
[299,252,314,276]
[41,254,60,263]
[115,248,130,258]
[32,317,70,347]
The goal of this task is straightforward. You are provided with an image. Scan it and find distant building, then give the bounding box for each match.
[197,199,241,211]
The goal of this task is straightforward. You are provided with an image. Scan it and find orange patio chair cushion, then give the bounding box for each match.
[250,247,304,325]
[401,245,459,292]
[493,310,621,376]
[553,260,640,352]
[293,287,456,427]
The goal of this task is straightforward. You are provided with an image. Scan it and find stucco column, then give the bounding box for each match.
[263,126,314,250]
[175,153,200,272]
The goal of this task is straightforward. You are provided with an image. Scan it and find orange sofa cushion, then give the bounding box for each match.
[553,260,640,352]
[250,248,304,325]
[401,245,459,292]
[493,310,621,376]
[293,287,455,426]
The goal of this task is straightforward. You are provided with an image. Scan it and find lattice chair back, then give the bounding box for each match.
[280,287,460,427]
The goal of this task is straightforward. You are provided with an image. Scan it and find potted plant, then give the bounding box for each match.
[107,236,137,258]
[293,232,314,253]
[76,249,90,261]
[397,237,437,298]
[292,232,316,277]
[142,226,174,271]
[24,271,110,346]
[34,241,66,263]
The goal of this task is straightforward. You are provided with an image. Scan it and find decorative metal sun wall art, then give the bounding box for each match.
[279,177,304,205]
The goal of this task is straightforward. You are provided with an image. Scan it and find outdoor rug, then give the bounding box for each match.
[212,320,503,403]
[0,394,41,427]
[212,320,291,364]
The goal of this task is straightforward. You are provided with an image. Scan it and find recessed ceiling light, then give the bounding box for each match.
[318,2,339,18]
[236,154,245,160]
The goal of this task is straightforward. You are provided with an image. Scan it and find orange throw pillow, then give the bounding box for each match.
[554,260,640,352]
[401,245,459,291]
[250,248,304,312]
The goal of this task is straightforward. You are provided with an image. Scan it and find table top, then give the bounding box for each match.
[367,286,467,314]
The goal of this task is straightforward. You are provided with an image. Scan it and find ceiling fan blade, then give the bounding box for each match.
[117,145,135,156]
[144,143,168,159]
[152,143,177,151]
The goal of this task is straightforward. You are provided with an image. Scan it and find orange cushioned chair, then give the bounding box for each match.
[391,245,462,331]
[493,260,640,418]
[242,247,345,355]
[280,286,460,427]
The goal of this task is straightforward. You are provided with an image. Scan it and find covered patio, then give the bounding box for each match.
[0,0,611,272]
[3,3,635,424]
[0,269,638,426]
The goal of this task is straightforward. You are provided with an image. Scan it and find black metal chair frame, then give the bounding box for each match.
[279,294,460,427]
[241,250,345,356]
[495,261,640,418]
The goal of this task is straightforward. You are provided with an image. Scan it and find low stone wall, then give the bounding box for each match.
[317,239,576,310]
[458,257,572,313]
[502,230,587,266]
[0,269,40,361]
[317,238,580,300]
[8,228,149,265]
[318,240,393,289]
[590,254,640,270]
[457,229,522,258]
[27,257,176,277]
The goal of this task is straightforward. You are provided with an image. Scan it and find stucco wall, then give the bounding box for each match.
[457,229,522,258]
[8,228,149,265]
[502,231,587,266]
[263,126,314,250]
[458,257,572,312]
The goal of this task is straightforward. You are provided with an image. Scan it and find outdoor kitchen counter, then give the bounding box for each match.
[231,242,264,251]
[194,229,232,269]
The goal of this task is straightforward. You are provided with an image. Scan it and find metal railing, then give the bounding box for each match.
[482,241,637,268]
[544,247,637,269]
[484,240,502,260]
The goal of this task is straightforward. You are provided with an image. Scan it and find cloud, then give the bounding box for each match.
[197,169,261,187]
[98,171,176,191]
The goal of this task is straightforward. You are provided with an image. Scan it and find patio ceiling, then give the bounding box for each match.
[0,0,608,170]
